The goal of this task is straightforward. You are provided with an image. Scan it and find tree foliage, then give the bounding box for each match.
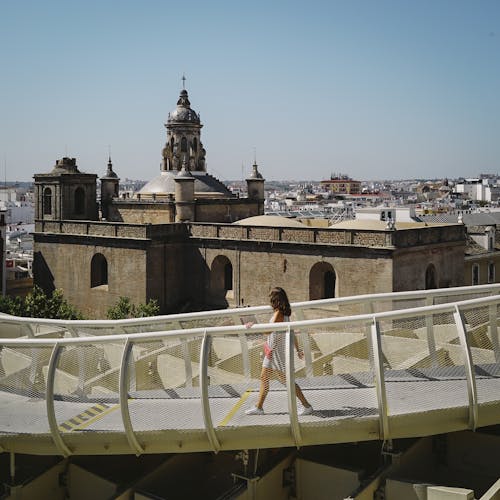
[106,296,160,320]
[0,286,83,319]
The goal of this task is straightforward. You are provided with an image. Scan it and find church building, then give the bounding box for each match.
[33,87,466,318]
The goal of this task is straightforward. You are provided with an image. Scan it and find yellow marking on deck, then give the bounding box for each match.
[77,404,120,430]
[218,390,252,427]
[58,403,115,432]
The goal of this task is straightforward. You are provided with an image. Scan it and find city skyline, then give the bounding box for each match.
[1,0,499,182]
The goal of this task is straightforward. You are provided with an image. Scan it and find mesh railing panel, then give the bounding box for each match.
[304,320,378,422]
[378,311,469,417]
[53,343,123,436]
[0,345,54,435]
[210,330,265,430]
[0,345,51,399]
[461,304,500,405]
[127,335,205,432]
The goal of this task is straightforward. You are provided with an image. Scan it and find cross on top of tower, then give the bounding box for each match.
[181,74,186,90]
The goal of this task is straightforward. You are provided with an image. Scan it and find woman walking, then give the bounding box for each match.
[245,287,313,416]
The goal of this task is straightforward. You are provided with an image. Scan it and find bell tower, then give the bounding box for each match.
[162,79,206,172]
[34,157,98,221]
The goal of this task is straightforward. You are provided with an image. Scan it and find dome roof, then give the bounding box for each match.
[137,170,233,197]
[167,89,200,124]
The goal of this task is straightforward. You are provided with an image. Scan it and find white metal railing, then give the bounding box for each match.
[1,285,500,456]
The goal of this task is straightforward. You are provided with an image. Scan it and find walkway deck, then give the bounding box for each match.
[1,284,500,456]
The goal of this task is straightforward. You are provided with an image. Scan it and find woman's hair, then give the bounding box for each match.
[269,287,291,317]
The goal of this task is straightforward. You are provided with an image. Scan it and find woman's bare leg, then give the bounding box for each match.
[256,367,272,409]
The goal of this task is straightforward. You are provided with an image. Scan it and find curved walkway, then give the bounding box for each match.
[1,284,500,456]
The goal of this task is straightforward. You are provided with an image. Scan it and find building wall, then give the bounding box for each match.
[194,199,262,223]
[33,221,467,319]
[199,243,394,309]
[464,254,500,286]
[34,238,148,319]
[105,199,261,225]
[393,243,465,291]
[108,202,175,224]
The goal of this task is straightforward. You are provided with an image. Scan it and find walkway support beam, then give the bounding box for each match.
[285,325,302,447]
[119,339,144,456]
[200,331,221,452]
[370,319,390,442]
[453,305,479,431]
[46,344,71,457]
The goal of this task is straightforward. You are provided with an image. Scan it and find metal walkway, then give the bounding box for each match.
[1,284,500,456]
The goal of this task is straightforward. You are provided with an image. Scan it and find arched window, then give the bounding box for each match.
[425,264,437,289]
[210,255,233,305]
[181,137,188,153]
[74,187,85,215]
[91,253,108,288]
[193,137,198,152]
[309,262,336,300]
[43,187,52,215]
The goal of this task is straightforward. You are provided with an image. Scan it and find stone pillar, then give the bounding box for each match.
[174,161,195,222]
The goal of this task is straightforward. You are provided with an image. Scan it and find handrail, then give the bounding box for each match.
[1,283,499,331]
[3,292,500,348]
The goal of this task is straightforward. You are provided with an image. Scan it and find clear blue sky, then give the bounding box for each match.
[1,0,499,182]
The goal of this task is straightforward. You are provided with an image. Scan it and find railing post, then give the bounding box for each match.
[200,331,220,452]
[453,305,479,431]
[370,319,390,442]
[119,339,144,455]
[46,344,71,457]
[286,326,302,447]
[425,297,438,367]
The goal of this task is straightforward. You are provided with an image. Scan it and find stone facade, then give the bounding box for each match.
[33,220,466,318]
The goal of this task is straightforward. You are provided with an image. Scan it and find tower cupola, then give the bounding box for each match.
[162,81,206,173]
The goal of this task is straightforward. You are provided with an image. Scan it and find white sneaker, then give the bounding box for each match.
[245,406,264,415]
[298,405,313,416]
